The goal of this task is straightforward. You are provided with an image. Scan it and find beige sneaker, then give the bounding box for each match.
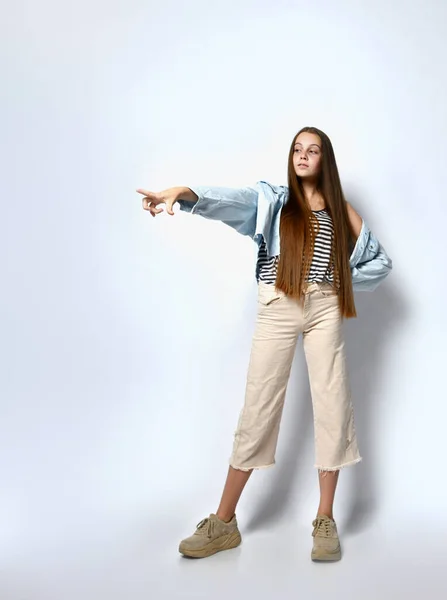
[179,513,242,558]
[311,514,341,561]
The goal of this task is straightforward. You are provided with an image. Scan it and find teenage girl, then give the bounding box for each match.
[137,126,392,562]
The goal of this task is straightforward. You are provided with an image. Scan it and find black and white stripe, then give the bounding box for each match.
[256,209,335,285]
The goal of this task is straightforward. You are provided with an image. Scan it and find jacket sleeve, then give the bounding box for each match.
[177,185,259,238]
[349,220,393,291]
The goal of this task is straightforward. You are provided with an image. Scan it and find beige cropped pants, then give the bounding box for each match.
[229,281,362,472]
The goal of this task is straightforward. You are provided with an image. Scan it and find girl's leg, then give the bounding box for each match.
[302,284,360,561]
[179,285,301,558]
[229,285,301,472]
[302,287,361,473]
[317,469,339,519]
[217,283,301,520]
[311,469,342,562]
[216,466,253,522]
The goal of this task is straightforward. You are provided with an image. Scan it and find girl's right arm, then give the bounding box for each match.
[137,184,260,239]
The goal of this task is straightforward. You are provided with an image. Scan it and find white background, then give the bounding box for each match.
[1,1,447,598]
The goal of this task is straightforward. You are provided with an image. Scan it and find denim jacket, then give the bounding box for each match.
[178,180,393,291]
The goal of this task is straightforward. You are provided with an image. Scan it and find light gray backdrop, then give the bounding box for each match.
[1,1,446,599]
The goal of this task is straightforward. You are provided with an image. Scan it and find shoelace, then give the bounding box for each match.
[195,517,216,539]
[312,516,334,538]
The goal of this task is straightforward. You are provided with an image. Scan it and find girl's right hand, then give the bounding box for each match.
[137,187,180,217]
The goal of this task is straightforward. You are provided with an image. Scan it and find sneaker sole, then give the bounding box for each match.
[179,531,242,558]
[311,546,341,562]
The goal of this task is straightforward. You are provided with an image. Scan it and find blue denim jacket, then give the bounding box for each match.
[178,180,392,291]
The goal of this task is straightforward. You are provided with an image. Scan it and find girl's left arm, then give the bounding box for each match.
[346,201,363,239]
[346,201,393,291]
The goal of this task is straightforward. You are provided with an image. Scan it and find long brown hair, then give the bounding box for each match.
[275,126,358,319]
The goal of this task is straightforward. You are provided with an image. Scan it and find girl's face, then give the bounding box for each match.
[293,132,323,180]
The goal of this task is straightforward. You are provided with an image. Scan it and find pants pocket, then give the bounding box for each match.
[319,285,338,298]
[257,283,285,306]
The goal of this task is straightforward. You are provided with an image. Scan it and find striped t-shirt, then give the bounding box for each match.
[256,208,335,285]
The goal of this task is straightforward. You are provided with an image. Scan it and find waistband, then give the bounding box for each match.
[258,280,336,295]
[302,281,335,294]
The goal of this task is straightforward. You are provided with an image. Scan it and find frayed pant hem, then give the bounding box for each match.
[315,456,362,472]
[229,461,275,472]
